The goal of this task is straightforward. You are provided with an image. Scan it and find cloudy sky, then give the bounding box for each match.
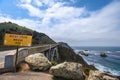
[0,0,120,46]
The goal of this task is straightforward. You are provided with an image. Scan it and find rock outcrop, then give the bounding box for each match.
[58,42,96,73]
[25,53,51,71]
[88,70,119,80]
[49,62,84,80]
[58,42,88,65]
[100,52,107,57]
[79,50,89,56]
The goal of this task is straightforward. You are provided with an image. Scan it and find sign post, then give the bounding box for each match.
[15,46,19,72]
[4,33,32,72]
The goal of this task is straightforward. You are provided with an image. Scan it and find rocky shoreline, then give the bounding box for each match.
[54,42,120,80]
[0,42,120,80]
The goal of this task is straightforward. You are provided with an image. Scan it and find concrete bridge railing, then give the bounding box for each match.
[0,44,59,74]
[17,44,59,63]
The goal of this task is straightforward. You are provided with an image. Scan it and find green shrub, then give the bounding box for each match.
[51,61,58,66]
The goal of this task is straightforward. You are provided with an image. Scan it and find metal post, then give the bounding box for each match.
[15,46,19,72]
[48,45,51,60]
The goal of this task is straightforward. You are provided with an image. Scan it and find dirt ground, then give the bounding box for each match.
[0,71,53,80]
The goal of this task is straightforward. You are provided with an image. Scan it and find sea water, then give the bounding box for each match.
[72,46,120,76]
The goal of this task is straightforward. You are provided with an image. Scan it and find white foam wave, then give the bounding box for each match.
[78,50,120,76]
[94,63,120,76]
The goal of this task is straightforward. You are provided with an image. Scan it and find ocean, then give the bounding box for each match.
[72,46,120,76]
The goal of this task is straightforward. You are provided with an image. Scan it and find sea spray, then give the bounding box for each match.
[73,46,120,76]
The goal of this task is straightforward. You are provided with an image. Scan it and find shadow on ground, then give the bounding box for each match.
[52,76,73,80]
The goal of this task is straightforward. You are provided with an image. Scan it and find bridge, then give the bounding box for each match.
[0,44,60,74]
[17,44,59,62]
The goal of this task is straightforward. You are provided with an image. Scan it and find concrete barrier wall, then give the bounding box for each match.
[0,44,59,74]
[17,47,45,63]
[0,55,15,74]
[4,45,59,65]
[5,55,15,68]
[17,49,29,63]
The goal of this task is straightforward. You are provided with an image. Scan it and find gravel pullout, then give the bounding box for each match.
[0,71,53,80]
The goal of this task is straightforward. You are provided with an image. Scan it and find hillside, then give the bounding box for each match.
[0,22,96,78]
[0,22,55,50]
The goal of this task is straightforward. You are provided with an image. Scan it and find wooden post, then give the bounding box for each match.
[15,46,19,72]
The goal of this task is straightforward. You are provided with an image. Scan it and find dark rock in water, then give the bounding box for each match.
[85,50,89,51]
[79,50,89,56]
[100,52,107,57]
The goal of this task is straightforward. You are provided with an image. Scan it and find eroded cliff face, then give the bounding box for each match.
[57,42,120,80]
[58,42,94,66]
[57,42,96,79]
[58,42,77,62]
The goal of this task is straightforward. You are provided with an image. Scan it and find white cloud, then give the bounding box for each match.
[33,0,43,7]
[0,0,120,46]
[39,0,55,7]
[42,0,120,46]
[17,0,87,27]
[0,14,40,30]
[46,4,86,19]
[20,0,32,4]
[19,3,43,18]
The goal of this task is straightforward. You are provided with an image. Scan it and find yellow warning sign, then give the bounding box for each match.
[4,33,32,46]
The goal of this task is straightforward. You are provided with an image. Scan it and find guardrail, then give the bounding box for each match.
[18,44,58,62]
[0,44,59,74]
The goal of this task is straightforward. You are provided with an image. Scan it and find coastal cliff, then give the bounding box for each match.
[57,42,120,80]
[0,22,119,80]
[58,42,96,68]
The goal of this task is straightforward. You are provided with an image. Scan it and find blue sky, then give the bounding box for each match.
[0,0,120,46]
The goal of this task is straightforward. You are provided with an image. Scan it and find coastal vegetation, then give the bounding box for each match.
[0,22,55,51]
